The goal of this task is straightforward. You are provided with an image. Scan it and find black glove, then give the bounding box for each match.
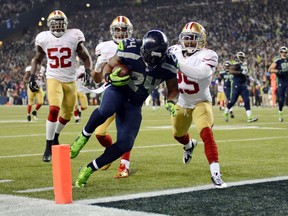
[28,74,39,92]
[84,68,91,85]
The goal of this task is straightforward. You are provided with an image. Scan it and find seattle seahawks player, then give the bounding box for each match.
[269,46,288,122]
[91,16,134,178]
[219,61,234,118]
[70,30,179,188]
[223,52,258,123]
[170,21,226,188]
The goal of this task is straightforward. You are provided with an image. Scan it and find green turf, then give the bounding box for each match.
[0,105,287,203]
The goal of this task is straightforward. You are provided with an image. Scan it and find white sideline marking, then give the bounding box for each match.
[0,179,13,183]
[75,176,288,204]
[1,136,288,159]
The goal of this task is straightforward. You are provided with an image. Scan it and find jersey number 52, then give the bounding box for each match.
[47,47,72,68]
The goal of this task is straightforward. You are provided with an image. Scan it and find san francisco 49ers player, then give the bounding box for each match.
[169,22,227,188]
[23,63,45,122]
[74,57,88,124]
[29,10,92,162]
[91,16,133,178]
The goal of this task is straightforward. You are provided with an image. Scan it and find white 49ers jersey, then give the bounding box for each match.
[35,29,85,82]
[172,45,218,108]
[25,65,45,87]
[94,40,117,72]
[76,65,85,92]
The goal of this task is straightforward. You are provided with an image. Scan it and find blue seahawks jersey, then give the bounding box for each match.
[115,38,177,106]
[231,62,247,84]
[274,57,288,81]
[219,70,233,88]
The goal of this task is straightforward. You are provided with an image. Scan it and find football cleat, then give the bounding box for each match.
[211,173,227,189]
[279,112,284,122]
[32,110,38,120]
[247,115,258,123]
[183,139,197,164]
[27,115,31,122]
[100,163,112,171]
[75,166,93,188]
[75,119,80,124]
[224,112,229,122]
[114,164,129,178]
[42,153,51,162]
[70,134,89,159]
[230,111,235,118]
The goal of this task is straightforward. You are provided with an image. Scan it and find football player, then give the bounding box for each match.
[170,22,226,188]
[223,52,258,123]
[268,46,288,122]
[23,63,45,122]
[91,16,133,178]
[74,57,88,124]
[218,61,234,118]
[70,30,179,188]
[29,10,92,162]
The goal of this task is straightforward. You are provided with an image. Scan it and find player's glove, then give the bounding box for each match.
[165,100,177,117]
[106,68,131,87]
[84,68,91,85]
[28,74,39,92]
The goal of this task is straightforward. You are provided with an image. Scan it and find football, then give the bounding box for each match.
[112,64,132,77]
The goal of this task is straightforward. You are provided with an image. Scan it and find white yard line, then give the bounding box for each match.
[1,136,288,159]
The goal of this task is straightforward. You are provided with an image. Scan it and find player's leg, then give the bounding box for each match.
[94,114,115,171]
[32,88,44,120]
[193,101,227,188]
[27,88,35,122]
[70,87,121,159]
[43,78,63,162]
[277,82,286,122]
[224,84,239,122]
[79,91,88,118]
[54,82,77,144]
[75,102,142,188]
[241,86,258,122]
[74,96,80,123]
[171,104,196,164]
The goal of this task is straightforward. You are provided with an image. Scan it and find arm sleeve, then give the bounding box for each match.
[178,61,214,80]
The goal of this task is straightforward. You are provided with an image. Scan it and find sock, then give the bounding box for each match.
[120,159,130,169]
[246,110,252,117]
[200,127,219,163]
[87,160,99,171]
[35,103,41,110]
[210,162,220,176]
[27,105,32,114]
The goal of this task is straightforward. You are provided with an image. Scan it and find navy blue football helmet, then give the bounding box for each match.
[140,30,169,68]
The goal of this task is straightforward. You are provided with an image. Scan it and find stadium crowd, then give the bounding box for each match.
[0,0,287,106]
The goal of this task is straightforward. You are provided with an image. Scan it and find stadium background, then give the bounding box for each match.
[0,0,287,106]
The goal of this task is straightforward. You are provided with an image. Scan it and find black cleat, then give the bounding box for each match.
[42,153,51,162]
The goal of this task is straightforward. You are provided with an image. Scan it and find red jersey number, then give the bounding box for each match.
[47,47,72,68]
[178,71,199,94]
